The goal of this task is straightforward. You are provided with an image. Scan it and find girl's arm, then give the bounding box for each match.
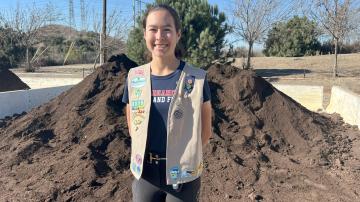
[201,101,212,146]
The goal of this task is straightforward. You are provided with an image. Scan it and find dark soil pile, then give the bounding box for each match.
[0,69,30,92]
[0,55,359,202]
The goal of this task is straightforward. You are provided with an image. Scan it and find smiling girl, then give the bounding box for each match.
[122,4,212,202]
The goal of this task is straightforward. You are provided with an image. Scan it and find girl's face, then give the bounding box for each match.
[144,9,181,59]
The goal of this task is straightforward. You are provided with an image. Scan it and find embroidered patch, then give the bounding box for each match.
[170,166,180,180]
[173,108,183,119]
[131,162,141,175]
[133,88,142,99]
[134,69,144,76]
[131,100,144,110]
[181,170,193,178]
[131,77,146,88]
[184,75,195,96]
[131,162,136,172]
[135,154,142,165]
[132,113,145,131]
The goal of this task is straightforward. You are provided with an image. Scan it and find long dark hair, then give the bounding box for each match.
[142,4,184,59]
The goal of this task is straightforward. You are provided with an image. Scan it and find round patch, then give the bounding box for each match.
[135,154,142,165]
[174,109,183,119]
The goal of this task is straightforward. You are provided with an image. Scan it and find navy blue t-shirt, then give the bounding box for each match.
[122,61,211,155]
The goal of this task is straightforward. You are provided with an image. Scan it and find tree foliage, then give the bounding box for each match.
[0,26,26,69]
[263,16,321,57]
[126,0,229,67]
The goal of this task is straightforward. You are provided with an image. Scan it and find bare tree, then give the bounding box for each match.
[91,8,129,64]
[306,0,360,77]
[0,2,60,72]
[231,0,296,69]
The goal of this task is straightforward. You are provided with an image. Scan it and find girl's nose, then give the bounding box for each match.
[156,29,165,40]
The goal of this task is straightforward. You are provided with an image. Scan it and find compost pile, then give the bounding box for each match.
[0,54,359,202]
[0,68,30,92]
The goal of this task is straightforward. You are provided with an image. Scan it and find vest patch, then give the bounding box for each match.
[131,154,143,175]
[133,88,142,99]
[131,77,146,88]
[170,166,180,180]
[132,113,145,131]
[134,69,145,76]
[131,100,144,110]
[173,108,183,119]
[184,75,195,96]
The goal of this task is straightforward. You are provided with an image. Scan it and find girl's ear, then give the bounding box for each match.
[177,31,181,42]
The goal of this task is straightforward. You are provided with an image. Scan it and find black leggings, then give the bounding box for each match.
[132,160,201,202]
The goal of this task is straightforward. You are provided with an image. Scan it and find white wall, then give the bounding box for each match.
[272,84,324,112]
[326,86,360,127]
[19,77,82,89]
[0,85,74,119]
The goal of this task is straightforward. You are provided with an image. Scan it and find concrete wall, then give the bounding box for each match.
[326,86,360,127]
[19,77,82,89]
[0,85,74,119]
[272,84,324,112]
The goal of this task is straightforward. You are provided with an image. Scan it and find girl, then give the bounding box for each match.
[122,4,212,202]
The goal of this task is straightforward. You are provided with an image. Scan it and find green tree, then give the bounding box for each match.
[126,0,229,67]
[0,26,26,70]
[263,16,321,57]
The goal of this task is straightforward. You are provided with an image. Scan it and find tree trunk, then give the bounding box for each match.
[333,38,338,77]
[246,41,253,70]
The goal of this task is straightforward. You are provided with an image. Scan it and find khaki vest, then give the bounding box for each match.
[127,62,206,185]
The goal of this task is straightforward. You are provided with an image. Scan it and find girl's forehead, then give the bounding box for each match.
[146,10,175,27]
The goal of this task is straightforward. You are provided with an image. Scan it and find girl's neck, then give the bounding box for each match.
[150,56,180,76]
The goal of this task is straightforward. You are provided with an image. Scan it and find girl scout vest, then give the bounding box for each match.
[127,62,206,185]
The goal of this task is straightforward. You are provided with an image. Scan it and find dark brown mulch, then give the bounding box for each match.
[0,55,359,202]
[0,69,30,92]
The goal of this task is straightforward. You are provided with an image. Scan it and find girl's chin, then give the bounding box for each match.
[151,50,170,57]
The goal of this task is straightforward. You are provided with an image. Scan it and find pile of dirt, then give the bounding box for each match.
[0,55,359,202]
[0,69,30,92]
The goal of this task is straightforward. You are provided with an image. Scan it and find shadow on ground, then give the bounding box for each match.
[255,69,311,78]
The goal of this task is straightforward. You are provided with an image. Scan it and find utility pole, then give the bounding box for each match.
[68,0,75,38]
[100,0,107,64]
[133,0,136,28]
[133,0,145,28]
[80,0,86,31]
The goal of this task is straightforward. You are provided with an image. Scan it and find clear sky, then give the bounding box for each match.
[0,0,251,49]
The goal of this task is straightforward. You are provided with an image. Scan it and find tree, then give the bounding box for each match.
[306,0,360,77]
[126,0,229,67]
[231,0,295,69]
[91,8,128,64]
[0,26,26,69]
[0,2,60,72]
[263,16,321,57]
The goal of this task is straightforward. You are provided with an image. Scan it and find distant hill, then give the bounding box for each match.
[37,24,80,39]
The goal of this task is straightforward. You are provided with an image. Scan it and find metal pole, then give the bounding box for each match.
[133,0,136,28]
[100,0,107,64]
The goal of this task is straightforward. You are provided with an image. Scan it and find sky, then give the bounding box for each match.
[0,0,256,49]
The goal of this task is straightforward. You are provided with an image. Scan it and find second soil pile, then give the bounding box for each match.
[0,54,359,202]
[0,68,30,92]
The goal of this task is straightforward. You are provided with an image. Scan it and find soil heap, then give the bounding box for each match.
[0,68,30,92]
[0,55,359,202]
